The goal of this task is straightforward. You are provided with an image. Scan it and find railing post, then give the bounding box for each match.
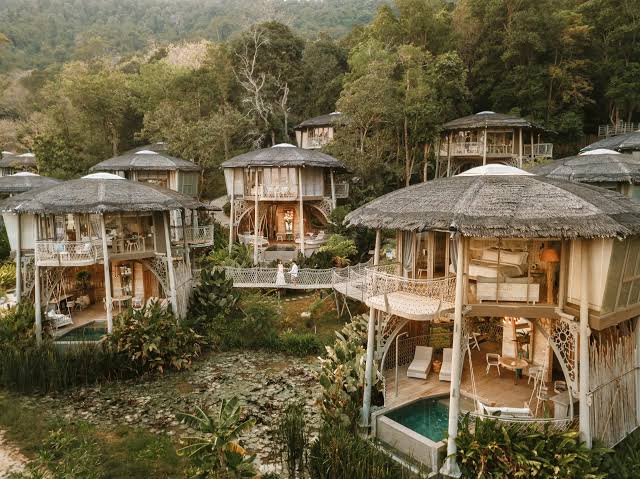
[579,239,592,447]
[15,214,22,303]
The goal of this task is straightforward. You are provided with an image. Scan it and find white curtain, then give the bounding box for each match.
[403,231,414,277]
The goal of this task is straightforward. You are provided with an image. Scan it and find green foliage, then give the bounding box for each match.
[0,261,16,291]
[205,243,253,269]
[0,302,35,348]
[317,234,357,266]
[277,330,325,357]
[308,425,421,479]
[107,303,203,374]
[274,402,308,478]
[596,428,640,478]
[0,222,10,261]
[188,268,239,331]
[179,397,257,479]
[456,414,610,478]
[318,314,382,430]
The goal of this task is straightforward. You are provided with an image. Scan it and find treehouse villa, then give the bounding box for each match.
[341,164,640,476]
[222,143,348,264]
[0,173,216,343]
[294,111,343,150]
[0,151,38,177]
[437,111,553,177]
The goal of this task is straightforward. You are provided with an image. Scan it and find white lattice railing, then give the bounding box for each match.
[523,143,553,158]
[461,412,576,431]
[225,266,334,288]
[365,268,456,305]
[186,225,214,245]
[35,240,103,266]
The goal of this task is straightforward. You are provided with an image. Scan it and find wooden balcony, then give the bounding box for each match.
[185,225,214,247]
[598,122,639,138]
[523,143,553,158]
[35,240,103,267]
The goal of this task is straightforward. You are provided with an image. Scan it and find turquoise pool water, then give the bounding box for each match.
[385,397,449,442]
[57,322,107,342]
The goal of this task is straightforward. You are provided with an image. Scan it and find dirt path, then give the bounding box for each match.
[0,430,26,478]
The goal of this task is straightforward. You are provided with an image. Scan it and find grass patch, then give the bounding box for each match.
[0,395,185,478]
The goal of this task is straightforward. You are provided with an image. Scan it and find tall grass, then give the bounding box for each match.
[0,344,138,394]
[274,402,308,478]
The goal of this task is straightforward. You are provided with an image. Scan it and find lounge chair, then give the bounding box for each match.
[407,346,433,379]
[477,400,532,418]
[439,348,453,381]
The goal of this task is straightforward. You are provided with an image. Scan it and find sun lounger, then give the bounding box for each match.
[439,347,453,381]
[477,400,532,418]
[407,346,433,379]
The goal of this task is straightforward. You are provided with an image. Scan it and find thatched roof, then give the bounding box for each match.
[222,144,345,169]
[531,150,640,185]
[0,173,60,194]
[345,165,640,239]
[580,131,640,153]
[0,173,208,214]
[442,111,544,131]
[0,152,37,169]
[295,112,344,129]
[89,143,201,173]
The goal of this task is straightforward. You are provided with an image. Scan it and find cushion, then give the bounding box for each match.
[481,249,528,266]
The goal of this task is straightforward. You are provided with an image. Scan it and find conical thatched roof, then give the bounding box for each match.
[345,165,640,239]
[89,143,201,172]
[0,152,37,169]
[0,173,205,214]
[531,150,640,185]
[581,131,640,153]
[295,112,344,129]
[441,111,544,131]
[0,173,60,194]
[221,144,345,169]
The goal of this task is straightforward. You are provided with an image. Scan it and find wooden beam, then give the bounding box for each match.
[467,304,560,319]
[15,214,21,303]
[229,168,235,254]
[101,214,114,333]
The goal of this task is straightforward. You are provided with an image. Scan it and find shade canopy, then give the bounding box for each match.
[0,173,60,194]
[0,174,207,214]
[0,152,37,169]
[581,131,640,153]
[89,143,201,173]
[221,144,345,169]
[531,151,640,185]
[441,111,544,131]
[295,112,344,129]
[345,168,640,239]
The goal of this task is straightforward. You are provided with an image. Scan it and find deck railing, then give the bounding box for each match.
[225,266,335,288]
[35,239,103,266]
[598,122,639,138]
[461,412,576,432]
[185,225,214,246]
[523,143,553,158]
[365,268,457,305]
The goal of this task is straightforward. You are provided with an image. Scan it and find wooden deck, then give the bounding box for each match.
[384,341,536,410]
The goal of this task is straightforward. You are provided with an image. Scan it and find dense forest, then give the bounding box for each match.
[0,0,639,201]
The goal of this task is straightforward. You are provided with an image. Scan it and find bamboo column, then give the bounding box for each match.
[34,264,41,344]
[518,128,523,168]
[15,214,22,303]
[330,169,336,209]
[181,209,191,268]
[482,128,487,165]
[229,168,235,254]
[298,168,305,256]
[446,135,451,177]
[579,239,592,447]
[253,169,259,265]
[441,236,465,478]
[362,228,381,426]
[100,214,114,333]
[163,211,179,317]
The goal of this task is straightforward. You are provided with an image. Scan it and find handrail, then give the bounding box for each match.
[365,268,456,305]
[461,412,576,431]
[35,239,103,265]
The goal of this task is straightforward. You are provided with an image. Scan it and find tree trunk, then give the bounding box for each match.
[404,117,411,186]
[271,130,276,146]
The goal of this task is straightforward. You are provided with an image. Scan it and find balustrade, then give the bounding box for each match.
[35,239,103,266]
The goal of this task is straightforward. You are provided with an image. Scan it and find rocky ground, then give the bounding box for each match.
[0,430,26,478]
[18,350,322,473]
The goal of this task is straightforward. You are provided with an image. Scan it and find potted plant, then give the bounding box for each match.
[76,270,91,295]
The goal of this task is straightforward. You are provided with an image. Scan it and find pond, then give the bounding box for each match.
[56,321,108,342]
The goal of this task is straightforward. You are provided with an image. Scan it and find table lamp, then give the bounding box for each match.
[540,247,560,304]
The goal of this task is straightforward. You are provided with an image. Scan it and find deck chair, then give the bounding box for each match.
[477,400,532,418]
[407,346,433,379]
[439,348,453,381]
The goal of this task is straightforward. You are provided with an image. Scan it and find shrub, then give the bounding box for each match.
[456,414,610,478]
[308,425,420,479]
[205,243,253,268]
[188,268,239,333]
[277,331,324,356]
[274,402,308,478]
[597,428,640,478]
[0,343,134,393]
[107,303,203,374]
[237,292,280,346]
[0,261,16,291]
[317,234,357,266]
[318,314,382,430]
[0,302,37,348]
[179,397,257,479]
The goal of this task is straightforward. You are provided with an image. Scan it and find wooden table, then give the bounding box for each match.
[499,356,529,384]
[112,295,132,313]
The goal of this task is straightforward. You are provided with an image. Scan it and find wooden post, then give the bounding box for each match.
[373,229,381,266]
[330,169,336,209]
[518,128,523,168]
[446,134,452,177]
[15,214,22,303]
[34,264,41,344]
[229,168,235,254]
[530,132,534,160]
[100,214,114,333]
[362,228,381,426]
[253,168,259,265]
[635,317,640,427]
[181,209,191,268]
[441,236,465,478]
[163,211,179,317]
[482,128,487,165]
[579,239,592,447]
[298,168,305,256]
[558,240,568,308]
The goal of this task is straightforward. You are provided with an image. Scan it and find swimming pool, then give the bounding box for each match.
[385,396,449,442]
[56,321,108,342]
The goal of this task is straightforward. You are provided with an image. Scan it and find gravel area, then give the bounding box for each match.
[0,430,26,478]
